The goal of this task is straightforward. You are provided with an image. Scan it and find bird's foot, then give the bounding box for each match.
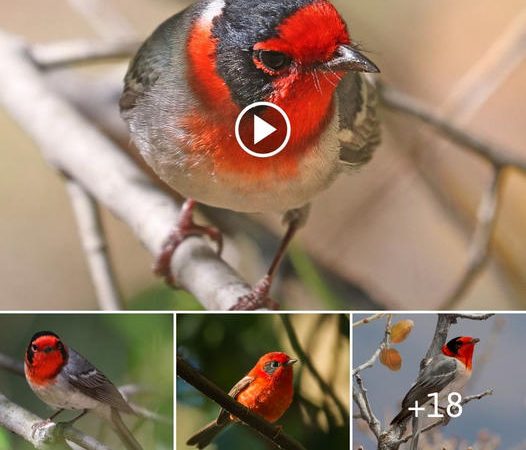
[229,275,280,310]
[31,419,56,442]
[154,199,223,286]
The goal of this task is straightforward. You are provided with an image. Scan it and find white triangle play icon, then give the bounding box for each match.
[253,114,277,145]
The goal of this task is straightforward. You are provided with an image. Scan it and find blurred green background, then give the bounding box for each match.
[0,314,173,449]
[177,314,349,449]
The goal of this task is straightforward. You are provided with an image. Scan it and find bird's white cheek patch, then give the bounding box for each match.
[201,0,225,25]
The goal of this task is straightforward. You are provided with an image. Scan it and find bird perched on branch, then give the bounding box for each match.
[390,336,480,426]
[120,0,380,310]
[24,331,142,450]
[187,352,297,448]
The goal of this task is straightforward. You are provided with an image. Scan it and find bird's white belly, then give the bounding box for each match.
[149,107,342,214]
[439,361,470,402]
[29,377,99,411]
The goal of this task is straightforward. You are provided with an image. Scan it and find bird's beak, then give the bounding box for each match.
[285,358,298,366]
[324,45,380,73]
[471,338,480,344]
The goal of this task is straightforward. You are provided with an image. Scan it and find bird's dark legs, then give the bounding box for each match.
[230,205,310,311]
[48,409,65,421]
[31,408,87,438]
[154,198,223,286]
[62,409,88,426]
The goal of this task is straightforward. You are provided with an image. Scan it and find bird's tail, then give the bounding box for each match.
[186,420,229,449]
[110,408,143,450]
[390,408,411,426]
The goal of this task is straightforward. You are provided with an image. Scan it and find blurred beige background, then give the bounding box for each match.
[1,0,525,310]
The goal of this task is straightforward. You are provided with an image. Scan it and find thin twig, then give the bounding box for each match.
[127,404,171,426]
[177,356,306,450]
[439,8,526,120]
[0,353,24,376]
[352,314,392,376]
[354,375,381,438]
[0,391,111,450]
[442,170,504,309]
[352,313,386,328]
[65,179,123,310]
[66,0,136,40]
[378,83,526,172]
[397,390,493,445]
[31,40,139,70]
[280,315,349,425]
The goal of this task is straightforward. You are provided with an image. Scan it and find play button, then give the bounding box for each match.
[253,115,277,145]
[235,101,291,158]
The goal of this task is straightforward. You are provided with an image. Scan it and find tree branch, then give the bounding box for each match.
[423,313,494,364]
[0,353,24,376]
[352,313,386,328]
[442,170,504,309]
[353,375,381,438]
[352,314,392,376]
[397,389,493,445]
[0,31,257,311]
[378,83,526,172]
[176,356,306,450]
[65,179,123,310]
[0,391,111,450]
[352,315,391,440]
[30,40,138,70]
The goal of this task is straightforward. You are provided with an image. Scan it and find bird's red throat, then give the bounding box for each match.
[183,0,350,179]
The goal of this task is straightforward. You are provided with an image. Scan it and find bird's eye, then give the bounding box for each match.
[271,361,280,368]
[31,344,38,352]
[255,50,291,74]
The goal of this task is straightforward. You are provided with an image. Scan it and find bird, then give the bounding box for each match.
[186,351,297,448]
[24,331,142,450]
[390,336,480,426]
[120,0,381,310]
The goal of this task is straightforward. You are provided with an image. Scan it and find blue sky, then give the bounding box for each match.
[353,314,526,449]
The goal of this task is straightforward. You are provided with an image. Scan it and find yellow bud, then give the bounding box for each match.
[380,347,402,371]
[390,320,414,344]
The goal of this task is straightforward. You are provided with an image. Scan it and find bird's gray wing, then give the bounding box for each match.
[119,8,191,113]
[64,348,133,414]
[216,375,254,425]
[336,72,381,168]
[400,356,458,410]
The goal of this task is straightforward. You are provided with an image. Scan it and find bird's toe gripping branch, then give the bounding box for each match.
[154,198,223,286]
[30,419,58,444]
[229,275,280,311]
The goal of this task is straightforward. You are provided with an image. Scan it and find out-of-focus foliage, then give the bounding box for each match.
[0,314,173,449]
[177,314,349,450]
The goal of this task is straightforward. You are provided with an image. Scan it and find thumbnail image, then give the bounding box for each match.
[353,313,526,449]
[2,0,524,312]
[0,314,173,449]
[177,314,349,449]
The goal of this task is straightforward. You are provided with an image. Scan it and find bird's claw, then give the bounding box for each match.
[31,419,56,442]
[154,199,223,287]
[229,276,280,310]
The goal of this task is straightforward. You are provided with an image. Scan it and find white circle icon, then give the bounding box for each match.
[234,101,291,158]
